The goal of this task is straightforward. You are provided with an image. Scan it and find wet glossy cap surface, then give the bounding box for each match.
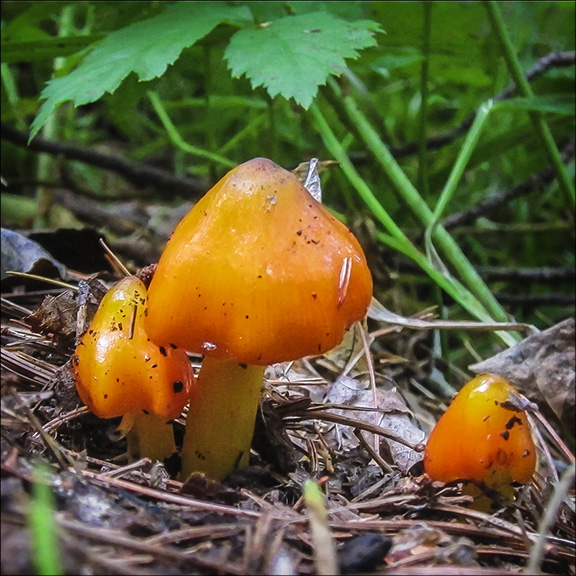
[145,158,373,365]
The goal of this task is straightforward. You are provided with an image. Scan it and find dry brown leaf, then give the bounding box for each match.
[469,318,575,432]
[24,277,108,347]
[323,377,425,472]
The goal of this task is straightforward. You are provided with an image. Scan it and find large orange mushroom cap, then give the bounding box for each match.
[424,373,537,488]
[145,157,373,365]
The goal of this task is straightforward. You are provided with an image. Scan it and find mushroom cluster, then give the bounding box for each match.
[73,276,195,463]
[145,157,373,481]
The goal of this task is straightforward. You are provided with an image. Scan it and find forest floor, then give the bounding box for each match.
[1,243,574,576]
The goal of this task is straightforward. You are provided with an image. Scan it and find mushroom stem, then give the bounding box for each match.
[123,413,177,463]
[180,358,265,481]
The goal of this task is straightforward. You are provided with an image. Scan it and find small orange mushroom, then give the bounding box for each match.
[424,373,537,499]
[73,276,195,463]
[145,157,373,481]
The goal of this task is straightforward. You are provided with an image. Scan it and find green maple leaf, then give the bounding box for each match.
[225,11,383,109]
[30,2,251,140]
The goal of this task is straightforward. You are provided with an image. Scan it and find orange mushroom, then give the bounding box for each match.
[73,276,195,463]
[145,157,373,481]
[424,373,537,499]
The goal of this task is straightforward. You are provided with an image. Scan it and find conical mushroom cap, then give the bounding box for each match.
[424,374,537,487]
[145,157,373,365]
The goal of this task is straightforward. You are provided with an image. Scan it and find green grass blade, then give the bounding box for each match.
[148,90,236,169]
[309,101,518,347]
[325,79,517,331]
[29,464,63,576]
[483,0,575,209]
[424,100,493,265]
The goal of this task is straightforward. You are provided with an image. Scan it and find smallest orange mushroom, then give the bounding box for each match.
[424,373,536,498]
[73,276,195,463]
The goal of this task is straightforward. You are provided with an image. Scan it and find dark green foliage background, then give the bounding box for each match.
[1,1,574,365]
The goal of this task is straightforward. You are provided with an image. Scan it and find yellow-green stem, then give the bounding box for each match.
[125,413,177,463]
[180,358,265,482]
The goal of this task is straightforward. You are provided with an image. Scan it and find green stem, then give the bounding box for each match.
[418,1,432,198]
[324,81,516,330]
[35,5,77,227]
[483,0,575,209]
[219,113,266,155]
[204,45,217,175]
[304,479,339,576]
[268,99,279,162]
[1,63,27,130]
[30,464,62,576]
[432,101,494,222]
[147,90,236,169]
[1,193,39,225]
[181,358,265,481]
[424,101,493,261]
[309,101,518,347]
